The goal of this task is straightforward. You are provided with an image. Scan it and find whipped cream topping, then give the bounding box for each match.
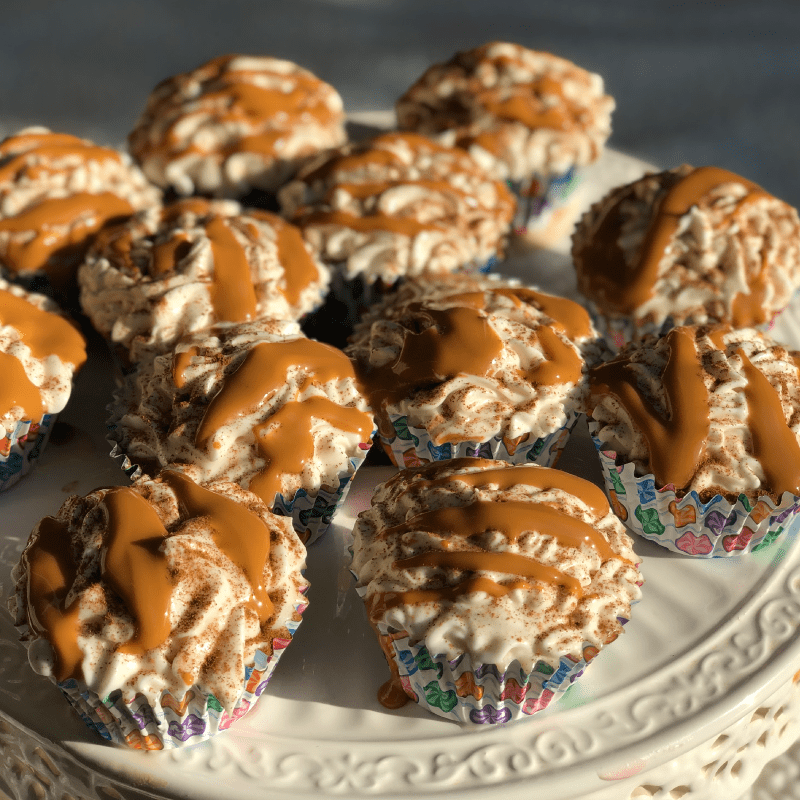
[589,324,800,500]
[573,165,800,331]
[9,473,308,711]
[351,458,641,671]
[128,55,347,197]
[278,131,514,284]
[0,279,86,437]
[396,41,614,183]
[0,127,160,282]
[346,275,587,444]
[78,197,330,365]
[110,320,373,504]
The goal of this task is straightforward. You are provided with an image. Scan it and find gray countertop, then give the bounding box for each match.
[1,1,799,203]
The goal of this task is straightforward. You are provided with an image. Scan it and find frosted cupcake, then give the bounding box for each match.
[108,320,374,544]
[573,165,800,349]
[396,42,614,244]
[588,323,800,556]
[351,458,642,723]
[0,127,160,293]
[128,54,347,199]
[78,197,330,366]
[0,279,86,490]
[346,274,589,469]
[278,131,514,340]
[9,470,308,749]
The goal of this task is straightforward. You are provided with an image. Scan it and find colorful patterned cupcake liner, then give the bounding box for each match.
[56,592,307,750]
[376,626,625,725]
[272,448,372,545]
[510,166,582,235]
[590,425,800,557]
[380,409,580,471]
[0,415,55,491]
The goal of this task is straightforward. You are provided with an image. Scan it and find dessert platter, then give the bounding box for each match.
[3,45,800,799]
[0,121,799,799]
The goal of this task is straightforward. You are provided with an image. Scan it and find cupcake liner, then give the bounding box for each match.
[589,424,800,557]
[56,591,308,750]
[272,448,371,545]
[510,166,582,234]
[376,627,624,724]
[0,415,56,491]
[380,409,580,470]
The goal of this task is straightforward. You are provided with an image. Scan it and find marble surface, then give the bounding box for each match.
[1,1,799,203]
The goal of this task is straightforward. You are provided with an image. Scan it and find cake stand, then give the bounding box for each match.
[1,124,800,800]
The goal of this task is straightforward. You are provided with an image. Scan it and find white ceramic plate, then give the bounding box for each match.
[2,139,800,800]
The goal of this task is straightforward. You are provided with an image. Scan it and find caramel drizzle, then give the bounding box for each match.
[366,497,629,620]
[0,137,123,183]
[0,193,133,276]
[172,347,198,390]
[586,166,768,315]
[355,305,503,436]
[203,216,258,322]
[246,210,318,306]
[134,55,339,162]
[523,324,583,386]
[0,288,86,367]
[101,488,173,656]
[0,351,46,422]
[250,396,373,504]
[401,460,609,517]
[590,326,711,490]
[192,338,372,505]
[161,470,274,625]
[24,516,83,682]
[738,350,800,496]
[496,287,593,341]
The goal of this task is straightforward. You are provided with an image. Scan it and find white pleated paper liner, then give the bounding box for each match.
[106,425,373,546]
[375,624,627,725]
[380,409,580,470]
[56,593,307,750]
[509,166,582,234]
[0,415,56,492]
[589,425,800,557]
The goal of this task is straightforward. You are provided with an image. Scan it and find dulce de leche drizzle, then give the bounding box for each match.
[497,287,593,341]
[404,461,609,518]
[367,498,629,621]
[0,288,86,367]
[0,351,46,423]
[101,487,173,656]
[161,470,274,624]
[587,166,768,315]
[250,396,373,504]
[194,338,357,447]
[134,55,340,162]
[356,305,502,434]
[23,516,83,682]
[0,193,133,276]
[590,326,711,490]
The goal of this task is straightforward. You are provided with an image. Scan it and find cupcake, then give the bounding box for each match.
[107,320,374,544]
[588,323,800,556]
[572,165,800,349]
[346,273,589,469]
[396,42,614,244]
[350,458,642,723]
[0,127,160,293]
[278,131,514,341]
[0,279,86,490]
[128,54,347,199]
[78,197,330,366]
[8,469,309,749]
